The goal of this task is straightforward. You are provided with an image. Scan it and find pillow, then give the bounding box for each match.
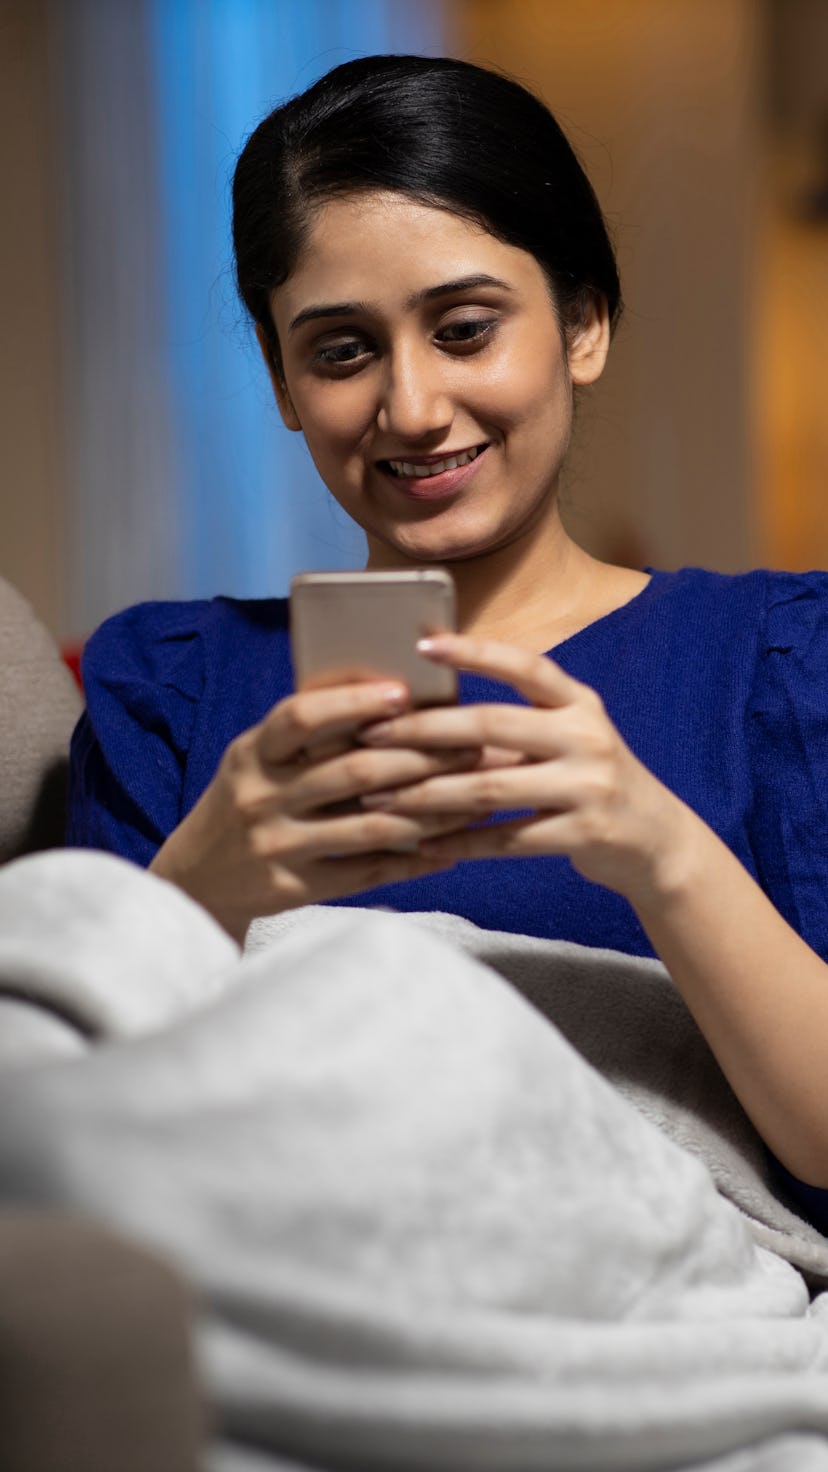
[0,580,83,863]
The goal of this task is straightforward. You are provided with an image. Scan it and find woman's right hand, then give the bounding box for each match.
[149,680,474,943]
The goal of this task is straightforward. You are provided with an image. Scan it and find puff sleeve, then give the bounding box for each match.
[66,601,209,867]
[747,570,828,963]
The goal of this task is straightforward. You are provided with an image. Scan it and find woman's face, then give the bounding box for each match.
[265,191,608,567]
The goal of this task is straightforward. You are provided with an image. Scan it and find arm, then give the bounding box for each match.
[357,633,828,1186]
[626,805,828,1186]
[66,601,210,866]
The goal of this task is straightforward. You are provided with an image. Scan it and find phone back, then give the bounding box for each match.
[290,570,457,706]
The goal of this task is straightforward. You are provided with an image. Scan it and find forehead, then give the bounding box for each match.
[270,190,549,322]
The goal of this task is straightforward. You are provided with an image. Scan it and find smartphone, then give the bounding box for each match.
[290,569,457,706]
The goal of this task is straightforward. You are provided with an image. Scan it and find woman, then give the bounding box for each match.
[68,55,828,1222]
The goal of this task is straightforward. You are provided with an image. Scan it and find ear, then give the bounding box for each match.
[254,323,302,432]
[566,293,611,387]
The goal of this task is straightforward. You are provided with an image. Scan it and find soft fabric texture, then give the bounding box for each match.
[64,566,828,1231]
[67,567,828,963]
[2,852,828,1472]
[0,848,237,1042]
[249,907,828,1281]
[0,578,83,862]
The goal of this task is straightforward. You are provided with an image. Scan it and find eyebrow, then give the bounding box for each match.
[287,274,513,333]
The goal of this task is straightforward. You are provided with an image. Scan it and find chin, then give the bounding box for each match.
[369,507,506,563]
[384,519,524,567]
[378,535,489,567]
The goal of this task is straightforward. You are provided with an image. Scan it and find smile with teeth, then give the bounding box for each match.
[385,445,485,478]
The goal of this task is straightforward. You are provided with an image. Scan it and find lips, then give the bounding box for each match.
[377,443,489,501]
[384,444,485,479]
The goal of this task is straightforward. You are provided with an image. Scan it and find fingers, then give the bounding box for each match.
[257,807,470,863]
[258,681,410,765]
[167,739,467,935]
[359,761,557,816]
[299,846,458,904]
[282,744,483,816]
[358,701,585,759]
[416,816,553,862]
[418,633,582,707]
[357,749,618,818]
[199,642,624,931]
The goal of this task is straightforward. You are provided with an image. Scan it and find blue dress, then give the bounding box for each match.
[67,566,828,1229]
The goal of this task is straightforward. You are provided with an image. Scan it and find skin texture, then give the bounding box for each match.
[150,190,828,1184]
[263,192,646,651]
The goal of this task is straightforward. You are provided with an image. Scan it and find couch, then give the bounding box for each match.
[0,576,204,1471]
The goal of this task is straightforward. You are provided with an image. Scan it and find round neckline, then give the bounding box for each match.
[543,567,663,658]
[457,570,669,698]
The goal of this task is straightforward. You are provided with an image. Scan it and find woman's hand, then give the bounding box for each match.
[357,633,696,907]
[149,679,475,943]
[354,634,828,1181]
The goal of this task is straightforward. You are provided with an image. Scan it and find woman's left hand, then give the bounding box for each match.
[358,632,828,1183]
[357,632,694,906]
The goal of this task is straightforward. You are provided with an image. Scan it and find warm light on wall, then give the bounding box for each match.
[753,0,828,572]
[448,0,761,574]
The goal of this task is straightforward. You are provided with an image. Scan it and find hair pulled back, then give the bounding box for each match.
[232,54,621,370]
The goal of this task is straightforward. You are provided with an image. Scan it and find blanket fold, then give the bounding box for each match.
[0,855,827,1471]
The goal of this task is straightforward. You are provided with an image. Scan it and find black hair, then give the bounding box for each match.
[232,54,622,372]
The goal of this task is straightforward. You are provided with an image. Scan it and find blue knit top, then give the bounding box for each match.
[67,566,828,1230]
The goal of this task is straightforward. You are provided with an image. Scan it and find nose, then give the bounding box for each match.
[376,341,452,442]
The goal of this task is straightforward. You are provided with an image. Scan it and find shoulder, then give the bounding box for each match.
[757,568,828,651]
[742,570,828,717]
[640,566,828,645]
[82,595,291,703]
[645,564,828,603]
[739,572,828,960]
[643,565,777,609]
[68,595,292,860]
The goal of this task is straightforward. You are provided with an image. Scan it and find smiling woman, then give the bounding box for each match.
[67,55,828,1227]
[263,191,609,580]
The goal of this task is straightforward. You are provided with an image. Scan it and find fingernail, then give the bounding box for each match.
[382,685,407,708]
[416,637,448,658]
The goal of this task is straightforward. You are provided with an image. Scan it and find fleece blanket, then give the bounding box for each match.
[1,853,828,1472]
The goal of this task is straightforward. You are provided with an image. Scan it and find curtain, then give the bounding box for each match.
[54,0,446,634]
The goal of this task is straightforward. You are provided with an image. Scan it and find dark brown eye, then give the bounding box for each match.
[312,336,372,373]
[438,317,497,348]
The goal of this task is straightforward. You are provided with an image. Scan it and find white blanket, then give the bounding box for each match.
[2,851,828,1472]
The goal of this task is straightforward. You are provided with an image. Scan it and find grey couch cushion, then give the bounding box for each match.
[0,580,83,863]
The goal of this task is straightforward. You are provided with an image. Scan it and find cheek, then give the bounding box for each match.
[293,384,375,464]
[482,339,571,430]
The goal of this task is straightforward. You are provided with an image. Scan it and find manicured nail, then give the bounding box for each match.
[382,685,407,707]
[416,637,449,659]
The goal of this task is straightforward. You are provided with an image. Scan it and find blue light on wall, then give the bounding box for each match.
[148,0,446,600]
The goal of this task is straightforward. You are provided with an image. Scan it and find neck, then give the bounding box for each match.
[450,523,600,648]
[367,503,622,652]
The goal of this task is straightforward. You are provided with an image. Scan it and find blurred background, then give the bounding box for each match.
[2,0,827,645]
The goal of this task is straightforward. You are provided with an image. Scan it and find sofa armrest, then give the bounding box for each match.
[0,1210,204,1472]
